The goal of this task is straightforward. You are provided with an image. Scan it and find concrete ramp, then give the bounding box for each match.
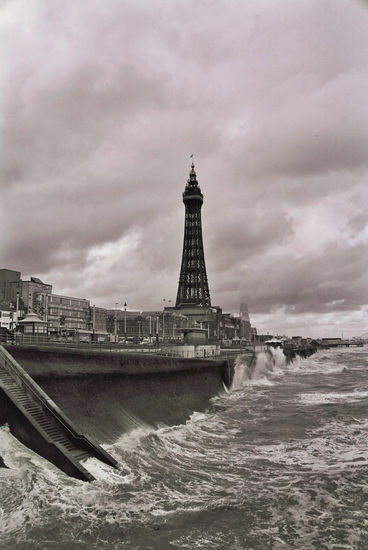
[0,345,117,481]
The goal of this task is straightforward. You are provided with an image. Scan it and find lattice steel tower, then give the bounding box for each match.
[176,162,211,307]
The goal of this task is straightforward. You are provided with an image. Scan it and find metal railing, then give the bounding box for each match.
[0,334,262,360]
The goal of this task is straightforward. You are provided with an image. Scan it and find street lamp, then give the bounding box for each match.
[124,302,127,341]
[148,315,152,341]
[92,304,96,340]
[16,291,20,326]
[162,299,166,340]
[114,302,119,342]
[44,293,48,324]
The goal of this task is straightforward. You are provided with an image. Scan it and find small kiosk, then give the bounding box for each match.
[17,312,48,335]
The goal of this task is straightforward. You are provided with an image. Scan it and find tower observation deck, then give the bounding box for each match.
[175,162,211,308]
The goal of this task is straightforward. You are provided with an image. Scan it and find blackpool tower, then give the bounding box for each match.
[175,161,211,308]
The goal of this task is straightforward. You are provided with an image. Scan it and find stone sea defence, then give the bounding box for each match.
[0,343,314,473]
[2,345,233,448]
[6,345,229,379]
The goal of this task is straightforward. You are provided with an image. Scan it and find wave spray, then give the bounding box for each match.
[231,347,286,389]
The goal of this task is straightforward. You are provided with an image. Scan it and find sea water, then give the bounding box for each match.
[1,347,368,549]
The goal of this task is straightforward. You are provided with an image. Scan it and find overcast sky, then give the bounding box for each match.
[1,0,368,337]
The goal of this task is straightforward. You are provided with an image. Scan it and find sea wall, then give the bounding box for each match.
[6,345,228,379]
[3,345,232,445]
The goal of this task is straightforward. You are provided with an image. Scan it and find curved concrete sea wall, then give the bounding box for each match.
[4,346,231,445]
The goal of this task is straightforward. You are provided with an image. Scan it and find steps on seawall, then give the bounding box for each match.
[0,345,117,481]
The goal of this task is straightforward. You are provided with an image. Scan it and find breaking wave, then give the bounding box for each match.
[231,347,286,389]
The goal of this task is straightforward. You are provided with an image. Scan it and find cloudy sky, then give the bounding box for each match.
[1,0,368,337]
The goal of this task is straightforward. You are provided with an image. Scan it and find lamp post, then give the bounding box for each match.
[162,299,166,341]
[44,294,48,324]
[114,302,119,342]
[162,298,172,341]
[148,315,152,341]
[124,302,127,341]
[16,291,19,328]
[92,304,96,341]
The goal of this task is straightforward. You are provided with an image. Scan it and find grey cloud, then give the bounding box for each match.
[1,0,368,336]
[213,240,368,316]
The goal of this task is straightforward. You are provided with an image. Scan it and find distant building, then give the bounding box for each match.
[100,309,191,342]
[91,306,109,333]
[47,294,90,334]
[239,302,252,342]
[0,268,94,335]
[1,265,259,345]
[21,277,53,315]
[240,302,250,321]
[319,338,343,348]
[0,304,19,331]
[258,334,274,342]
[0,269,22,306]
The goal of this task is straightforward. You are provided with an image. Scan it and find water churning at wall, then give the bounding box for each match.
[231,347,286,389]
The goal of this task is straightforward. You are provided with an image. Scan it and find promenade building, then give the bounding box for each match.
[0,304,19,331]
[0,268,92,336]
[22,277,52,315]
[91,306,109,333]
[106,309,141,339]
[0,269,22,306]
[47,294,91,334]
[239,303,253,342]
[101,309,189,342]
[140,310,189,340]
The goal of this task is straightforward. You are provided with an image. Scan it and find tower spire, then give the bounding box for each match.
[175,161,211,308]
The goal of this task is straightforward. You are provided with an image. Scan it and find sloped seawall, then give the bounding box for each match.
[4,346,232,444]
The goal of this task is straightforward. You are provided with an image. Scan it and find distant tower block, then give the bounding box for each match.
[240,303,250,322]
[176,161,211,307]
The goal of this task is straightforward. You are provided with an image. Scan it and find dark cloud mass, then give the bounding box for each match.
[1,0,368,337]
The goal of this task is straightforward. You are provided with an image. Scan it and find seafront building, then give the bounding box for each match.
[0,269,93,338]
[0,306,19,331]
[0,267,254,344]
[47,294,91,334]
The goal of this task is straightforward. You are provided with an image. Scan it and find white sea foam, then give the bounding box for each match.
[249,417,368,477]
[287,347,365,375]
[231,349,285,389]
[81,457,132,484]
[298,390,368,405]
[268,346,287,372]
